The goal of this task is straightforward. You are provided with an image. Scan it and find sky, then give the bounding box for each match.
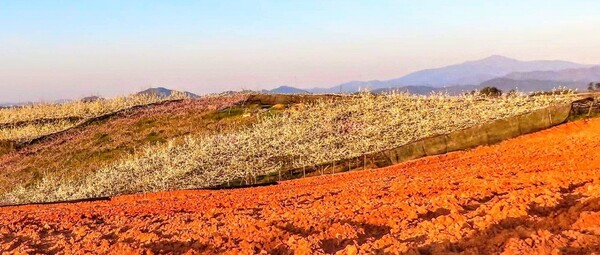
[1,0,600,102]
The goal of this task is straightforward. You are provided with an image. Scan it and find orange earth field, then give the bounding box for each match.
[2,118,600,254]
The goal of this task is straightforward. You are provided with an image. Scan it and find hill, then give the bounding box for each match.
[2,118,600,253]
[137,87,200,98]
[0,94,336,197]
[265,85,310,94]
[0,96,251,195]
[1,93,574,204]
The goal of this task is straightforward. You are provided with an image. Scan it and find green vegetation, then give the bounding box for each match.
[134,118,158,129]
[588,82,600,92]
[479,86,503,97]
[466,86,503,97]
[94,133,112,144]
[205,106,246,121]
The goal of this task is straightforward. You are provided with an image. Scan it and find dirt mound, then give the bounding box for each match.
[1,119,600,254]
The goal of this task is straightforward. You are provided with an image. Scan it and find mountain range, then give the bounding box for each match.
[267,55,599,95]
[3,55,599,106]
[128,58,600,96]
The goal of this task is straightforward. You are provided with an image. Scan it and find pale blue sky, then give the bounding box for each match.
[1,1,599,101]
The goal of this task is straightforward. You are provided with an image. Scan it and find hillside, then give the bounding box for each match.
[1,93,575,204]
[0,92,596,254]
[0,94,338,198]
[0,96,251,195]
[2,118,600,253]
[0,94,177,143]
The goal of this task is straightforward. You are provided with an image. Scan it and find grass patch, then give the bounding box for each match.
[144,131,166,144]
[23,167,42,181]
[135,118,157,129]
[95,149,121,161]
[94,133,111,144]
[204,107,246,121]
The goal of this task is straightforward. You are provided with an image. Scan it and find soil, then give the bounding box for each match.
[1,119,600,254]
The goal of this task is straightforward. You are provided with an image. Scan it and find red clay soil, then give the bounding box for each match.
[2,119,600,254]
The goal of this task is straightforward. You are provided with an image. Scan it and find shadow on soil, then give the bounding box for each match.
[404,194,600,254]
[319,220,392,254]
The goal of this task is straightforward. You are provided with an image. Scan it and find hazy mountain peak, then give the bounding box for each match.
[481,55,514,61]
[136,87,199,98]
[471,55,521,65]
[266,85,310,94]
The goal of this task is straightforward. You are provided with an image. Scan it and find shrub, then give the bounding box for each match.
[480,87,502,97]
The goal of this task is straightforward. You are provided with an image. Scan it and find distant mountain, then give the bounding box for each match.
[370,77,592,95]
[371,85,480,96]
[479,78,586,93]
[477,66,600,92]
[80,96,104,103]
[503,66,600,82]
[137,87,199,98]
[309,55,591,93]
[217,90,257,96]
[315,80,387,94]
[265,86,310,94]
[389,55,588,86]
[0,103,16,108]
[371,85,437,95]
[0,99,72,107]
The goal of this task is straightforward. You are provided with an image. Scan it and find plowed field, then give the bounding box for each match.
[2,119,600,254]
